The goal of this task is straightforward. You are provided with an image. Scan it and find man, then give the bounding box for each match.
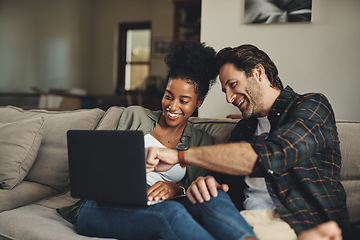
[146,44,351,239]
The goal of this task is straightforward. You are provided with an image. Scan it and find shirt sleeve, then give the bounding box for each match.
[111,106,155,133]
[112,106,140,130]
[251,93,337,176]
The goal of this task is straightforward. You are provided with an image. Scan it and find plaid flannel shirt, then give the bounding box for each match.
[228,86,351,235]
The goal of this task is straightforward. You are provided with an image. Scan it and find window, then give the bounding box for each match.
[117,22,151,93]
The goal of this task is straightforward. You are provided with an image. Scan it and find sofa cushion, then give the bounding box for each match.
[0,191,114,240]
[0,181,58,213]
[96,106,125,130]
[0,117,44,189]
[188,117,239,144]
[0,106,105,192]
[96,107,239,141]
[337,120,360,224]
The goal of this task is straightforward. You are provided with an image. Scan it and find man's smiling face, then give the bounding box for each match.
[219,63,264,119]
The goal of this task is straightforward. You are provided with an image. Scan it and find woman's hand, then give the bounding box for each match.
[147,181,182,201]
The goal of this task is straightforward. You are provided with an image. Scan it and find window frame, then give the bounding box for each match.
[116,22,151,94]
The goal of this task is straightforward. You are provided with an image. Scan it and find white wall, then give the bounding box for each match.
[150,0,174,78]
[0,0,92,92]
[200,0,360,121]
[89,0,151,94]
[89,0,173,94]
[0,0,173,94]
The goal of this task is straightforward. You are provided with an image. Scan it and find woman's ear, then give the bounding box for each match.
[196,97,205,108]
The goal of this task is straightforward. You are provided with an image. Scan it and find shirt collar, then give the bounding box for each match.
[148,109,162,123]
[268,85,294,119]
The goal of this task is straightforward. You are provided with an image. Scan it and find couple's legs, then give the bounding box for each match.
[180,190,257,240]
[77,190,256,240]
[77,199,215,240]
[240,209,297,240]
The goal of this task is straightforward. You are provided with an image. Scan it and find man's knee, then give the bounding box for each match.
[186,190,234,213]
[216,189,231,199]
[206,189,233,205]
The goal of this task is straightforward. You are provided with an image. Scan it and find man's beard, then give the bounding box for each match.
[241,84,263,119]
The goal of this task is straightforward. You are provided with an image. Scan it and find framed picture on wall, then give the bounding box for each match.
[244,0,312,24]
[152,37,172,58]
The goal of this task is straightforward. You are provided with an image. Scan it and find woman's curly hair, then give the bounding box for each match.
[164,41,217,99]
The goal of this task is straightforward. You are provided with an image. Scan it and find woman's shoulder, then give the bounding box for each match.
[185,124,213,146]
[121,106,162,120]
[115,106,160,131]
[122,105,152,115]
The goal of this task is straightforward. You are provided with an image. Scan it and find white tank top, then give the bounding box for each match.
[145,134,186,186]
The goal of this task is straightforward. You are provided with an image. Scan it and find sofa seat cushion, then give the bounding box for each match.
[0,181,58,213]
[0,106,105,192]
[0,191,115,240]
[0,117,44,189]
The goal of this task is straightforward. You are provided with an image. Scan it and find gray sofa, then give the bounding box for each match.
[0,105,359,240]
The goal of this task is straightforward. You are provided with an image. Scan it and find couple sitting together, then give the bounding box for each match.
[59,41,352,240]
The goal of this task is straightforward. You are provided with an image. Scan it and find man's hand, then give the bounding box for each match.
[186,175,229,204]
[147,181,181,201]
[145,147,179,173]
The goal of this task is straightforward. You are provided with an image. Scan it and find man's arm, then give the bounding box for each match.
[146,142,257,204]
[146,141,257,175]
[184,142,257,175]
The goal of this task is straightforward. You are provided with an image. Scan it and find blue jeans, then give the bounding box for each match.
[77,190,256,240]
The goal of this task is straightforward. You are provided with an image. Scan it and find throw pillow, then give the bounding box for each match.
[0,117,44,189]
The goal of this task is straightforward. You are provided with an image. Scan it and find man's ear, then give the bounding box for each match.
[253,64,266,81]
[197,97,205,108]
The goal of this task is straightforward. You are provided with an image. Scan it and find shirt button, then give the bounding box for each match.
[277,113,281,116]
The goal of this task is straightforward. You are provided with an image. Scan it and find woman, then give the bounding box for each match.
[63,41,257,240]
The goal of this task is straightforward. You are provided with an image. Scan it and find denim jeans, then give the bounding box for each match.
[77,190,256,240]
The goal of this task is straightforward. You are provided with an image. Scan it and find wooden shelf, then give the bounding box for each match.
[173,0,201,42]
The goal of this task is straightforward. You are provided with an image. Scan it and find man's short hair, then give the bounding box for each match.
[216,44,283,90]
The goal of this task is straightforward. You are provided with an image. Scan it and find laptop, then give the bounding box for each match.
[67,130,167,206]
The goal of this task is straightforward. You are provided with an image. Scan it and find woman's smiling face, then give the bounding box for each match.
[161,78,203,127]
